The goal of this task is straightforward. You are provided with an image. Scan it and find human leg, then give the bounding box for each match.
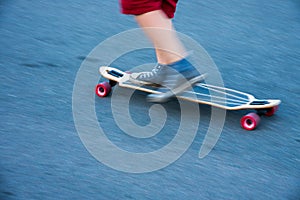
[120,0,203,102]
[134,9,187,65]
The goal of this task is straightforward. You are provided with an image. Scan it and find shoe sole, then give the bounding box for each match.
[147,73,207,103]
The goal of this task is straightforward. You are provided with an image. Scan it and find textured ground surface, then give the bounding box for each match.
[1,0,300,199]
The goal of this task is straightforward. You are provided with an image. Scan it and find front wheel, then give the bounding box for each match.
[240,112,261,131]
[264,105,279,117]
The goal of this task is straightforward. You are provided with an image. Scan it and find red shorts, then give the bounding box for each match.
[120,0,179,18]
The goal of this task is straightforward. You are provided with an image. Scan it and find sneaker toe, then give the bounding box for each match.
[130,73,141,79]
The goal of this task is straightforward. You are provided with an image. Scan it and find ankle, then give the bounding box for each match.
[167,58,194,72]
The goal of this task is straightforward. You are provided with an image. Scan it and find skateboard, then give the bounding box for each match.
[95,66,281,131]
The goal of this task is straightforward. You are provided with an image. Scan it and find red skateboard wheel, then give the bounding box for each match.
[95,82,111,97]
[240,112,261,131]
[265,105,279,117]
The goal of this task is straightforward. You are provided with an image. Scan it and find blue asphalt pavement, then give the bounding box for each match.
[1,0,300,199]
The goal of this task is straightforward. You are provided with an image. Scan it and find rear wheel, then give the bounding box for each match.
[240,112,261,131]
[95,82,111,97]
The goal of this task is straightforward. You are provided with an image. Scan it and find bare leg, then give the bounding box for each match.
[135,10,187,65]
[133,10,202,102]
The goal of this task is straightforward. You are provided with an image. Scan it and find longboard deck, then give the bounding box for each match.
[99,66,281,111]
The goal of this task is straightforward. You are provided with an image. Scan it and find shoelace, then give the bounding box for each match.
[139,65,162,79]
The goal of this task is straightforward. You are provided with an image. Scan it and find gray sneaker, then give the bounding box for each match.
[147,66,206,103]
[130,64,166,85]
